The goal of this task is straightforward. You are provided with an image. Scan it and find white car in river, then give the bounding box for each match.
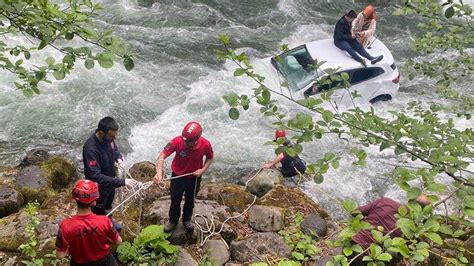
[260,38,400,105]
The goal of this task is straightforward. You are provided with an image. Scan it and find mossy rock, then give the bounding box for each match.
[0,211,29,251]
[257,185,329,221]
[16,165,56,204]
[41,156,76,190]
[198,183,256,213]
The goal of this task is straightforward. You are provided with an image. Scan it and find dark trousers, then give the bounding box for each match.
[334,39,374,62]
[92,187,115,215]
[169,173,202,224]
[71,253,117,266]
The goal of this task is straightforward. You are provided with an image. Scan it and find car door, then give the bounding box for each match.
[338,67,385,105]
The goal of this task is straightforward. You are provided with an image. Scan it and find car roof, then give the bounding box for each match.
[305,39,394,71]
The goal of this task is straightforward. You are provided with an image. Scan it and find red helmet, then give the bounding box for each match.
[182,121,202,141]
[275,129,286,140]
[72,180,99,204]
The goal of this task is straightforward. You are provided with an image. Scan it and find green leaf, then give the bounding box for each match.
[84,59,94,69]
[313,174,324,184]
[46,56,55,66]
[352,244,363,253]
[65,32,74,40]
[218,34,230,45]
[124,57,134,71]
[426,183,446,193]
[343,247,353,256]
[425,232,443,245]
[53,70,65,80]
[445,6,455,18]
[322,110,334,123]
[376,253,392,262]
[98,53,114,68]
[291,251,305,261]
[379,141,390,151]
[234,68,245,76]
[371,230,383,243]
[229,108,240,120]
[262,89,271,101]
[24,51,31,60]
[342,200,358,213]
[406,187,422,199]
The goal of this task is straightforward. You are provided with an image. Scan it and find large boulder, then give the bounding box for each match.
[0,186,24,218]
[21,149,50,166]
[41,156,76,190]
[230,232,291,263]
[247,205,284,232]
[0,191,75,253]
[244,169,283,197]
[175,247,198,266]
[203,239,230,266]
[198,183,256,212]
[143,197,233,245]
[258,185,329,222]
[300,214,328,238]
[15,157,76,203]
[15,165,54,203]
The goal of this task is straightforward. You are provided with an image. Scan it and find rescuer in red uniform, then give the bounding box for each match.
[56,180,122,265]
[154,121,214,233]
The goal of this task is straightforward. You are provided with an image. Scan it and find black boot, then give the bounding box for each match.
[371,55,383,65]
[164,221,177,233]
[183,220,194,232]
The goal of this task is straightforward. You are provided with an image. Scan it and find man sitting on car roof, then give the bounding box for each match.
[334,10,383,67]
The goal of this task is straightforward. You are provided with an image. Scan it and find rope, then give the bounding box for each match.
[245,168,263,189]
[106,181,153,217]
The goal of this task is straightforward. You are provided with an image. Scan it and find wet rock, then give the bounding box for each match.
[41,156,76,190]
[129,161,156,182]
[143,197,231,245]
[0,186,23,218]
[198,183,256,212]
[248,205,284,232]
[300,214,328,238]
[203,239,230,266]
[15,165,54,203]
[230,232,291,263]
[0,211,29,251]
[258,185,329,222]
[244,169,283,197]
[128,161,169,204]
[175,247,198,266]
[22,149,50,166]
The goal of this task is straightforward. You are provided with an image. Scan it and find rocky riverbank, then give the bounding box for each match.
[0,151,473,265]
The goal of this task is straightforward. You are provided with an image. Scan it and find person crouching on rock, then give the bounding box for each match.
[262,129,307,178]
[153,121,214,233]
[56,180,122,265]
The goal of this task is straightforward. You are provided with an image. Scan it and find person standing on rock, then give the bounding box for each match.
[262,129,307,178]
[153,121,214,233]
[56,180,122,265]
[82,116,138,229]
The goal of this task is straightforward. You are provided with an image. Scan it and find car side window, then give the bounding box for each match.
[350,67,385,85]
[304,70,353,97]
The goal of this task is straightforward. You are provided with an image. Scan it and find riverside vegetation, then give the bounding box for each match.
[0,0,472,265]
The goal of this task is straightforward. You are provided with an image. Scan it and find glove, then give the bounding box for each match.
[117,158,125,169]
[124,178,139,187]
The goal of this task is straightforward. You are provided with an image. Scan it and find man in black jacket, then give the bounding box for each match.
[83,116,138,218]
[334,10,383,67]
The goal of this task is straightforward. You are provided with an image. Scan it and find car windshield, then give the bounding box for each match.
[271,45,323,91]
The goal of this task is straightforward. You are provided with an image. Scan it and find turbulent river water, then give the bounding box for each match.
[0,0,472,218]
